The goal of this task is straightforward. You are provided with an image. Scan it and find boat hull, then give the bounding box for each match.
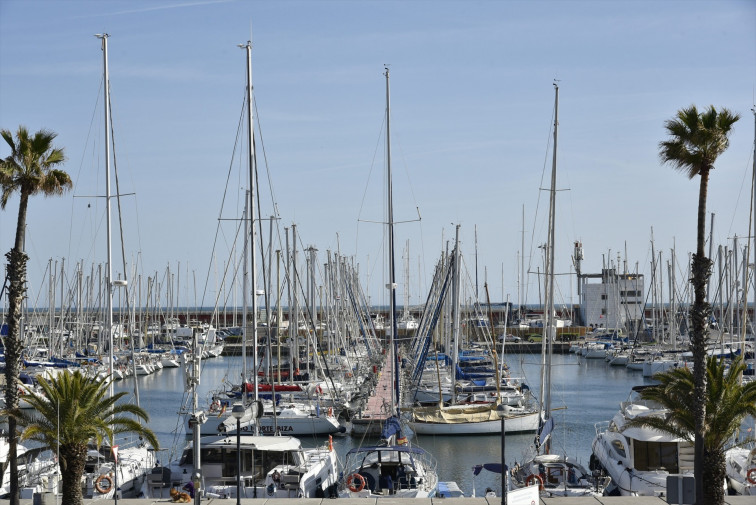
[409,411,539,435]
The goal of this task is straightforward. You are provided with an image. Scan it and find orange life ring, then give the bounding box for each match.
[94,474,113,494]
[525,473,544,490]
[747,467,756,485]
[346,472,366,493]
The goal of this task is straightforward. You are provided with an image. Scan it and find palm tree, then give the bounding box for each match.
[12,370,159,505]
[627,356,756,505]
[0,126,71,504]
[658,105,740,504]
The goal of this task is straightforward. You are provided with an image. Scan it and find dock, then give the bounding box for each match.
[4,496,754,504]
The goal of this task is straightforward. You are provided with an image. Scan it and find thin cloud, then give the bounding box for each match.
[74,0,236,19]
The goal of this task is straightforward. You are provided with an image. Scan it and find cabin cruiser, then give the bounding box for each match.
[591,386,698,496]
[144,434,338,499]
[725,445,756,495]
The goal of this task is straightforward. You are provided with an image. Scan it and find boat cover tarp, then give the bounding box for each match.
[381,416,402,439]
[472,463,504,475]
[410,404,501,424]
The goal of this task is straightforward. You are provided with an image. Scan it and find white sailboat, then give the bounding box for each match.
[510,84,609,498]
[408,226,539,436]
[340,67,438,498]
[144,41,339,501]
[82,32,157,501]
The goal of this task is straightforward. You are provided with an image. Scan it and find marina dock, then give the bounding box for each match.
[3,497,755,504]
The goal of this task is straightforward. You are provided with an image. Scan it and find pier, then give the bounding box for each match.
[4,496,754,504]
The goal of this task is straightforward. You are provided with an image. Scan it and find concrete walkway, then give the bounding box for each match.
[2,497,755,504]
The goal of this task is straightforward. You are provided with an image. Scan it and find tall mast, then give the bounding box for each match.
[539,83,558,454]
[450,224,461,406]
[241,40,261,430]
[95,33,116,388]
[385,67,400,413]
[751,108,756,345]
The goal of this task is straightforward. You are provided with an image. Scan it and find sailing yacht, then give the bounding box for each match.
[341,67,439,497]
[145,41,340,500]
[79,33,159,500]
[509,84,609,497]
[408,226,539,435]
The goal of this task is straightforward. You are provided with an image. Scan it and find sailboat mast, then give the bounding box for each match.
[546,83,558,417]
[539,83,559,453]
[96,33,116,385]
[241,41,260,427]
[450,224,461,406]
[385,67,400,412]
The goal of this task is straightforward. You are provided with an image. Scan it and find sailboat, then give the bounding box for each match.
[144,40,338,500]
[339,67,438,498]
[407,226,540,435]
[509,84,609,497]
[81,32,157,500]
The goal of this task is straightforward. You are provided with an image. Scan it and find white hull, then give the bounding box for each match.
[144,435,339,499]
[409,411,539,435]
[200,410,343,436]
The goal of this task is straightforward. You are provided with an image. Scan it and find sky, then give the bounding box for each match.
[1,0,755,313]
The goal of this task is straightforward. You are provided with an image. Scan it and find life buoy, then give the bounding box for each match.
[747,467,756,485]
[525,473,544,491]
[346,472,366,493]
[209,399,220,412]
[94,474,113,494]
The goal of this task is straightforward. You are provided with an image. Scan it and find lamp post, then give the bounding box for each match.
[496,404,507,505]
[231,403,245,504]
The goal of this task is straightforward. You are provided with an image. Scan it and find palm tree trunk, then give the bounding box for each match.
[691,169,712,505]
[59,443,88,505]
[4,249,27,505]
[4,191,29,505]
[703,447,725,505]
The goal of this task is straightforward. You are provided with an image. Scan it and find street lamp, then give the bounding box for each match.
[496,404,508,505]
[231,403,245,504]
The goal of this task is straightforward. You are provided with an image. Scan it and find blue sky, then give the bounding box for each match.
[1,0,755,311]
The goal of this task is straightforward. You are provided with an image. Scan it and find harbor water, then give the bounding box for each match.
[112,350,654,497]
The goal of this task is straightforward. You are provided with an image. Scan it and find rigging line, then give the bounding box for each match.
[391,121,423,223]
[355,113,389,299]
[356,113,387,227]
[211,212,245,317]
[196,91,246,310]
[252,95,281,221]
[252,100,289,293]
[526,99,557,305]
[108,91,145,280]
[68,73,105,265]
[109,97,138,290]
[725,145,755,239]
